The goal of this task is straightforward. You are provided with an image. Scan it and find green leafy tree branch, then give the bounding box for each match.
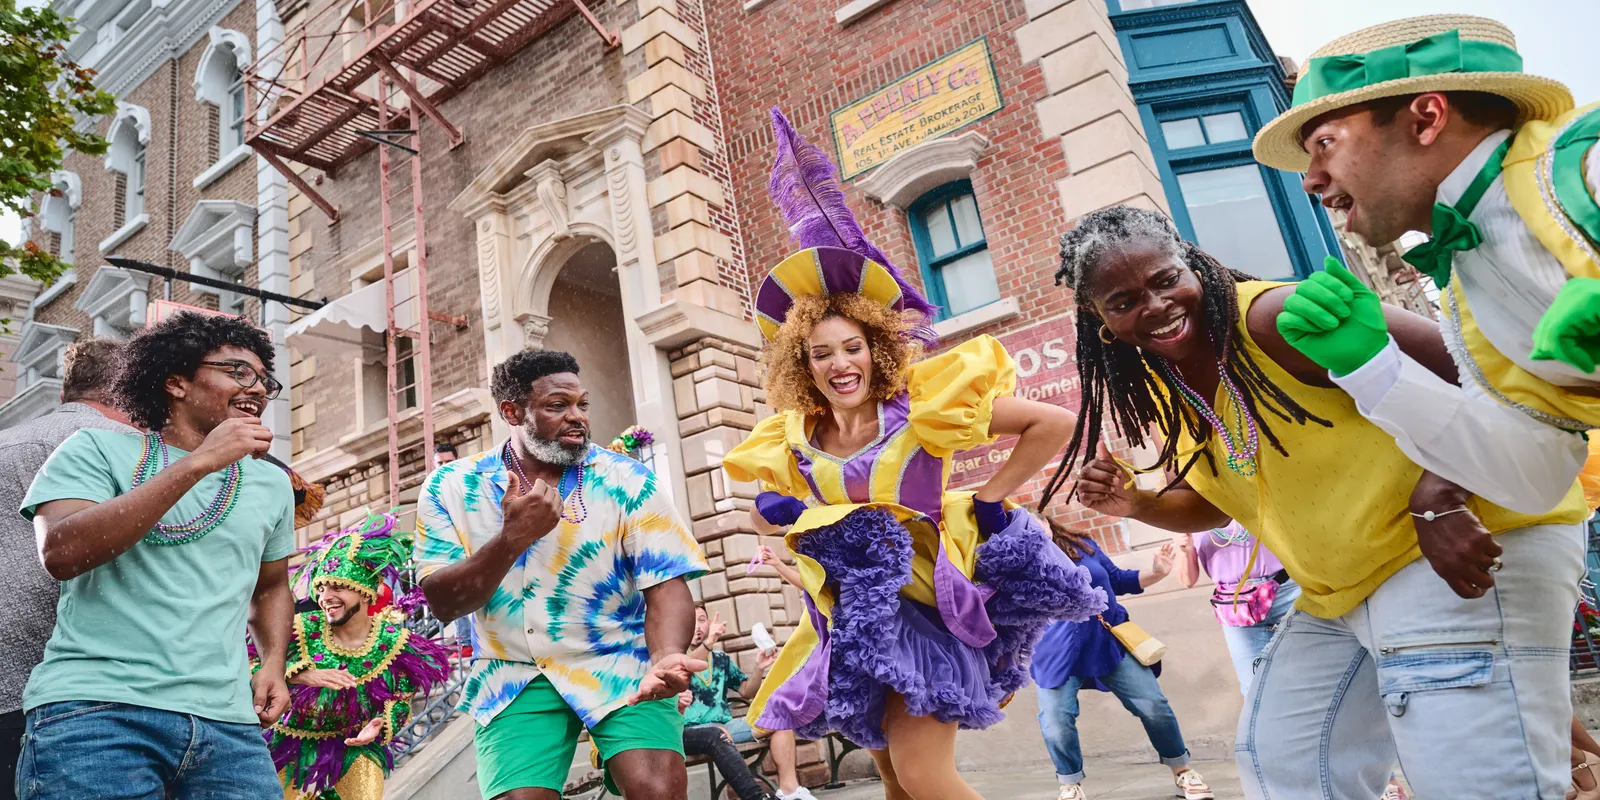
[0,0,116,283]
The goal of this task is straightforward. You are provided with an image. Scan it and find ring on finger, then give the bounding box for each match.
[1488,556,1504,573]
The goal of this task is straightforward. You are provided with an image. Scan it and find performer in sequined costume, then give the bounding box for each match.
[263,512,450,800]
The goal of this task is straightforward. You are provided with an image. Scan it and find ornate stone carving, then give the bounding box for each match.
[528,161,571,242]
[476,216,503,319]
[516,313,551,350]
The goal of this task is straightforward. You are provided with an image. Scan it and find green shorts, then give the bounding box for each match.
[473,675,683,799]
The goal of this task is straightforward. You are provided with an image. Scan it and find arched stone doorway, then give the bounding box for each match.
[541,239,636,444]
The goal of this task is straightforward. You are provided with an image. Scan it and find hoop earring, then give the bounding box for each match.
[1098,325,1115,344]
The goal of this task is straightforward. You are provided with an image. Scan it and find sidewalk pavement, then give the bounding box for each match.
[810,759,1244,800]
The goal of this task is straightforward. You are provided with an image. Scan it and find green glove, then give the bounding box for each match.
[1530,277,1600,374]
[1276,256,1391,376]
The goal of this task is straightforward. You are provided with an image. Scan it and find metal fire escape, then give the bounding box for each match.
[241,0,617,505]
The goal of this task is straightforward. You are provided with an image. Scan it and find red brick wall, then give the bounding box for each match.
[705,0,1124,547]
[290,3,635,454]
[31,0,265,333]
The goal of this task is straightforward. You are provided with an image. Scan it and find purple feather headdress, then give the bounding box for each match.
[767,107,940,344]
[291,510,426,612]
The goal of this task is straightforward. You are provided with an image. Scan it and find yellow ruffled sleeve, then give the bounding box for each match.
[722,412,810,499]
[906,334,1018,457]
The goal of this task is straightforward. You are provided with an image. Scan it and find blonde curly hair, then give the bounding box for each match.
[760,293,922,414]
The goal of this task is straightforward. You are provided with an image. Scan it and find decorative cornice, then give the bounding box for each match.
[855,130,990,209]
[194,26,251,103]
[69,0,245,102]
[450,105,653,217]
[636,298,760,351]
[0,379,64,431]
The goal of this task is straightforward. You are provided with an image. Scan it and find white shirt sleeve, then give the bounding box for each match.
[1330,337,1588,514]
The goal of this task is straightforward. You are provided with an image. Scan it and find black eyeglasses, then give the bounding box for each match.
[201,361,283,400]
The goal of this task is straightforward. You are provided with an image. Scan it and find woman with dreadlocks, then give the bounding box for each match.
[1041,204,1590,799]
[722,109,1106,800]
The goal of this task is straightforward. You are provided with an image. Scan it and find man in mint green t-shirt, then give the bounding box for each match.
[16,312,295,800]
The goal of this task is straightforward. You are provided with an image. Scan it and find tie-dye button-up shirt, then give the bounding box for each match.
[415,444,707,726]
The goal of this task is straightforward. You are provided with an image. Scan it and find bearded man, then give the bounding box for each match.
[415,350,708,800]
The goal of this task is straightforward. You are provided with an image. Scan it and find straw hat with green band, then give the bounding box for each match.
[1254,15,1574,173]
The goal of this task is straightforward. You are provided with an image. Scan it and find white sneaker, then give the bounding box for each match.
[1175,769,1215,800]
[1057,785,1087,800]
[1381,781,1408,800]
[777,790,817,800]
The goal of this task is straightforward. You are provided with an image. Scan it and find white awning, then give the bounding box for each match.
[285,272,417,358]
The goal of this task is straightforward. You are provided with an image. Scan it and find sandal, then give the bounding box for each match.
[1571,749,1600,800]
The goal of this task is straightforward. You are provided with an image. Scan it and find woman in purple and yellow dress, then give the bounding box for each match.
[721,109,1107,800]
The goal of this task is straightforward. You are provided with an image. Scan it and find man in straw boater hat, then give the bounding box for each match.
[1237,13,1595,799]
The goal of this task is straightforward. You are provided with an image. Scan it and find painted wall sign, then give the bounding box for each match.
[830,37,1003,180]
[947,320,1081,486]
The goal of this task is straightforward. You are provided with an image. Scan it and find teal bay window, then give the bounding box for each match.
[1153,103,1309,280]
[908,181,1000,320]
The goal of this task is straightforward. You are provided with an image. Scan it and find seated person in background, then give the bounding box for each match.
[685,603,816,800]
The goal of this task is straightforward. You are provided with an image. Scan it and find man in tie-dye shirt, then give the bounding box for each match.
[416,350,708,800]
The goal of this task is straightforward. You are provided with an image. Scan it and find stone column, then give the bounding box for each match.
[1017,0,1169,219]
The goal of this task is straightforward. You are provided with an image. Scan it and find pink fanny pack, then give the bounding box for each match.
[1210,579,1277,627]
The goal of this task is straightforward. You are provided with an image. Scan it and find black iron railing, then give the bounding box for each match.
[391,570,470,767]
[1572,514,1600,676]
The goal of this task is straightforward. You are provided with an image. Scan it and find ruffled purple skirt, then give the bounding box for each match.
[773,506,1104,749]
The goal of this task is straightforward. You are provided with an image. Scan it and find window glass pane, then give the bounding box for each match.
[1176,165,1295,280]
[922,202,957,258]
[1201,112,1249,143]
[948,193,985,247]
[1160,118,1205,150]
[128,148,146,218]
[938,248,1000,317]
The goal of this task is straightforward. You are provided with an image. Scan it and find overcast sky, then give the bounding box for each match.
[1,0,1593,248]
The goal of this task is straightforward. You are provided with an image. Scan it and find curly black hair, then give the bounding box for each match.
[1037,205,1328,510]
[491,350,581,406]
[114,312,276,431]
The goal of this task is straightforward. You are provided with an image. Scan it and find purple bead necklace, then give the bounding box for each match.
[502,441,587,524]
[1155,357,1259,477]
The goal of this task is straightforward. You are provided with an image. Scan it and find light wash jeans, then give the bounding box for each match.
[16,700,282,800]
[1236,524,1583,799]
[1037,654,1192,785]
[1220,579,1301,694]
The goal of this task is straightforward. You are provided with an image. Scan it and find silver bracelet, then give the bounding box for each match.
[1410,507,1471,522]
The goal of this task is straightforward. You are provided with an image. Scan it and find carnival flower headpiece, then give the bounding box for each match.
[606,425,654,456]
[292,511,417,608]
[755,108,939,345]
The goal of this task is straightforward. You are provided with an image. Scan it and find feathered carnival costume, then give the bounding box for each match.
[262,512,451,800]
[722,109,1107,749]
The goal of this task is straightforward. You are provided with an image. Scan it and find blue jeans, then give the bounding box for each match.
[1237,524,1583,799]
[1036,655,1191,784]
[1219,579,1301,694]
[15,701,281,800]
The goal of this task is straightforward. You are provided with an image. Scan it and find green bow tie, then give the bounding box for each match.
[1397,136,1512,288]
[1400,203,1483,287]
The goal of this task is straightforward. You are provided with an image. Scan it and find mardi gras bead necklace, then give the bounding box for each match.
[502,441,587,524]
[1208,523,1252,549]
[132,432,242,546]
[1155,358,1259,477]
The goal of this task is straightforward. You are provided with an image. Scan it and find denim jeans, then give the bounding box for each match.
[15,701,281,800]
[1237,524,1583,800]
[1219,580,1301,695]
[1036,654,1192,784]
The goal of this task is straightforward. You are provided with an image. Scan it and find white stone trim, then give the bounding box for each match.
[105,103,151,175]
[856,130,991,208]
[743,0,775,9]
[0,379,65,430]
[931,296,1020,339]
[98,213,149,254]
[74,266,152,338]
[835,0,893,25]
[193,27,251,103]
[47,171,82,210]
[67,0,246,104]
[29,272,75,313]
[193,145,254,190]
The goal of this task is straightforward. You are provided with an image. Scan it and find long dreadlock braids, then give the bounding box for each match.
[1037,206,1329,510]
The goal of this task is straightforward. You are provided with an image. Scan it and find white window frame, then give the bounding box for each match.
[193,28,254,190]
[38,171,82,263]
[101,103,151,253]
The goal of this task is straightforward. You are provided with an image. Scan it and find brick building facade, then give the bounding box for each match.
[10,0,286,443]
